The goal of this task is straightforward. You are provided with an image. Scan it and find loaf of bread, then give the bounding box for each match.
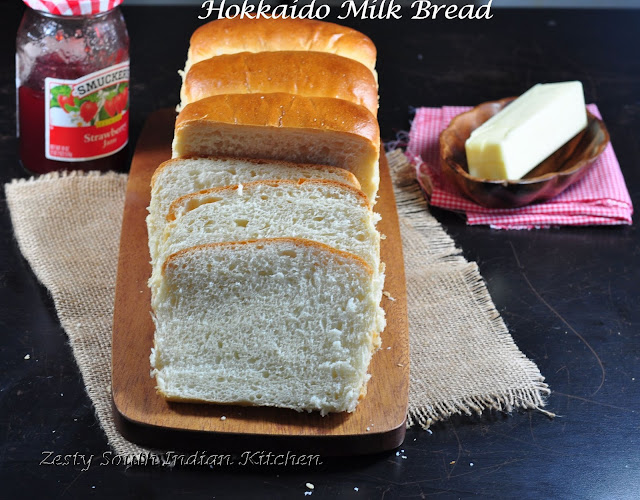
[148,17,385,415]
[180,51,378,115]
[147,156,360,262]
[186,18,376,73]
[172,93,381,202]
[150,238,384,414]
[149,179,383,296]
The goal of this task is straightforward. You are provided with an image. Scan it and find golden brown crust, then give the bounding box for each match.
[188,18,376,71]
[162,237,374,278]
[166,178,372,221]
[183,51,378,115]
[175,93,380,150]
[151,155,360,190]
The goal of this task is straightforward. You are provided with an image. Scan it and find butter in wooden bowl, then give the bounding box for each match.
[465,81,588,180]
[440,81,610,208]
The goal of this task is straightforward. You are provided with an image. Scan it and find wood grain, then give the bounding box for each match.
[111,109,409,454]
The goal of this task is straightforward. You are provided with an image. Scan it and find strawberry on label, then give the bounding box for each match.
[104,97,116,117]
[57,95,67,111]
[57,94,75,112]
[80,101,98,123]
[122,87,129,110]
[116,92,126,114]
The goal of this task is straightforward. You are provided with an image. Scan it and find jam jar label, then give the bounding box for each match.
[44,62,129,161]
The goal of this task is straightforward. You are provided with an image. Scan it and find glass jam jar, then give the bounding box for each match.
[16,0,129,174]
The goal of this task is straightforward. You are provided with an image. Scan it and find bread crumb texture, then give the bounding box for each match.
[151,238,384,415]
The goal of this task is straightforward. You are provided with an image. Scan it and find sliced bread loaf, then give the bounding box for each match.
[180,51,378,115]
[147,156,360,262]
[150,238,384,414]
[150,179,382,293]
[172,93,381,202]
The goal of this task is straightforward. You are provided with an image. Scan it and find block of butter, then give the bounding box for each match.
[465,81,588,180]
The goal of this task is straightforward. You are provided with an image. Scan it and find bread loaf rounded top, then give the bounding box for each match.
[187,18,376,71]
[175,93,380,150]
[181,51,379,115]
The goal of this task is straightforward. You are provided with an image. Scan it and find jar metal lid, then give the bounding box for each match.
[23,0,124,16]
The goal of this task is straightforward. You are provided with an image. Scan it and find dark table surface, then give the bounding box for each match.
[1,4,639,499]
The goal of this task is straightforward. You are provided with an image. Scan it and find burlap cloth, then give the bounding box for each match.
[4,149,550,456]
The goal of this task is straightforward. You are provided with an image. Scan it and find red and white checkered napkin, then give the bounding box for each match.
[406,105,633,230]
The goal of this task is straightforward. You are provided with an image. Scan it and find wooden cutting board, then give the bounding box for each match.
[111,109,409,455]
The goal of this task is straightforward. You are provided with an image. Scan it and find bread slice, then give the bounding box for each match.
[172,93,381,202]
[186,18,376,74]
[180,51,378,115]
[150,179,382,292]
[150,238,384,414]
[147,156,360,262]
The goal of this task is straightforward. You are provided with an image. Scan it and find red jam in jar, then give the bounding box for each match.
[16,1,130,174]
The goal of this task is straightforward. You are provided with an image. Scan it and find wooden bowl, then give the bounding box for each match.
[439,98,610,208]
